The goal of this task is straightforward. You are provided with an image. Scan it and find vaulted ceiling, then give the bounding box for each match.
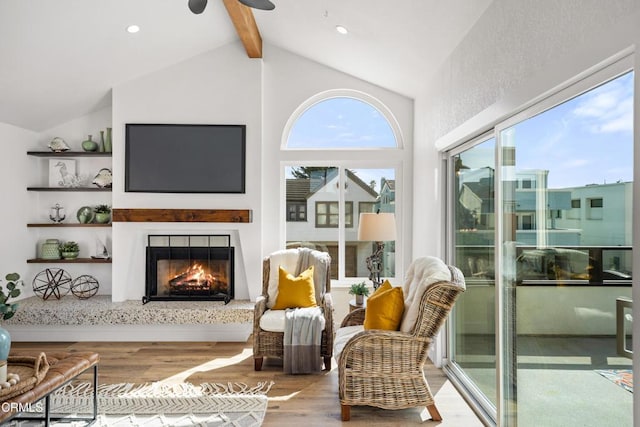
[0,0,492,132]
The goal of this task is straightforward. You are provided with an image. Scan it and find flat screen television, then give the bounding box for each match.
[125,124,246,193]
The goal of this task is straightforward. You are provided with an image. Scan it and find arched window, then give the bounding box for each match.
[284,91,401,149]
[282,90,403,282]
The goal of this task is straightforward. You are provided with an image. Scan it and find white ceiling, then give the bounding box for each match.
[0,0,492,132]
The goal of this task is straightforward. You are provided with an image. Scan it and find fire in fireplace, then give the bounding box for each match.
[144,235,234,304]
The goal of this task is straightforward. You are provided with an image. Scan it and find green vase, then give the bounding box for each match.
[105,127,112,152]
[41,238,61,259]
[98,130,105,152]
[81,135,98,152]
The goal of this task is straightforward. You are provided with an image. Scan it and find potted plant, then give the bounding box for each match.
[0,273,23,321]
[93,204,111,224]
[59,241,80,259]
[349,281,370,305]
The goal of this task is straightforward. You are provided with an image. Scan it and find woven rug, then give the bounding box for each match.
[595,369,633,393]
[9,381,273,427]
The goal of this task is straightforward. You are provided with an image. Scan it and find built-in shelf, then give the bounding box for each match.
[27,187,111,192]
[27,258,112,264]
[112,208,253,223]
[27,151,112,157]
[27,223,112,228]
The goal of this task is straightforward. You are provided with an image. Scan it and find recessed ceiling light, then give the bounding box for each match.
[335,25,348,35]
[126,25,140,34]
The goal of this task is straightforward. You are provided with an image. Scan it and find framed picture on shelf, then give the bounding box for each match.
[48,159,76,187]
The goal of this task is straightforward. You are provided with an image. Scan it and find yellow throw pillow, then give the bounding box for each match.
[370,280,392,297]
[364,284,404,331]
[272,266,317,310]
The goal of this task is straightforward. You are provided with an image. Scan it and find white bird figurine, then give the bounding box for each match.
[48,137,70,152]
[93,168,112,188]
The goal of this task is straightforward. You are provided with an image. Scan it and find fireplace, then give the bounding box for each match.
[144,234,234,304]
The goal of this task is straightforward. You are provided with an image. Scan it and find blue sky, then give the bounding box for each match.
[459,71,634,189]
[287,73,633,191]
[512,71,633,188]
[287,97,396,149]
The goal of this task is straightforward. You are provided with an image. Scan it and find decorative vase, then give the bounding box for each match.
[98,130,105,152]
[94,212,111,224]
[105,127,112,152]
[81,135,98,152]
[41,238,61,260]
[355,294,364,305]
[0,326,11,373]
[61,251,79,259]
[76,206,95,224]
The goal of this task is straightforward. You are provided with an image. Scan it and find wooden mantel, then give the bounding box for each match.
[112,209,252,223]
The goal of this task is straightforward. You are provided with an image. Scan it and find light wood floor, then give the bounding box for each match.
[11,341,484,426]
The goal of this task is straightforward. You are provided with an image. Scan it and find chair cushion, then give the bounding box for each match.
[272,266,317,310]
[260,309,327,333]
[363,283,404,330]
[333,325,364,362]
[267,249,300,308]
[400,256,451,333]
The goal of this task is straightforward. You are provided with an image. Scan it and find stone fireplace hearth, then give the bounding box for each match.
[4,295,254,342]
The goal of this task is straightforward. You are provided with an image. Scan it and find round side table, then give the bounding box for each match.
[349,299,367,312]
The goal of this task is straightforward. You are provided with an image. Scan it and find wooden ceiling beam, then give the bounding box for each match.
[223,0,263,58]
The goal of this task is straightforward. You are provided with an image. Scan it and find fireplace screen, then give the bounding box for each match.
[144,234,233,304]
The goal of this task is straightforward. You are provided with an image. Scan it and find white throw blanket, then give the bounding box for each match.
[283,307,325,374]
[295,247,330,304]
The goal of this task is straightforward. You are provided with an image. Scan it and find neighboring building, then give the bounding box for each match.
[457,169,632,281]
[378,178,395,212]
[285,168,379,278]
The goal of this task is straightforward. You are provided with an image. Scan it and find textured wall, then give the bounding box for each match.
[422,0,637,145]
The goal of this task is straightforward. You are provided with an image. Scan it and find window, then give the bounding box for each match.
[286,97,398,149]
[587,197,604,220]
[316,201,353,228]
[285,166,395,280]
[283,90,403,280]
[448,69,633,427]
[287,202,306,221]
[521,214,533,230]
[359,202,376,215]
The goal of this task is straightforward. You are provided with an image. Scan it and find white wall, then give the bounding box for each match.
[0,123,37,297]
[109,41,416,303]
[111,42,262,301]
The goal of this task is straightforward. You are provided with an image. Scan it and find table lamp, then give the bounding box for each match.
[357,212,396,289]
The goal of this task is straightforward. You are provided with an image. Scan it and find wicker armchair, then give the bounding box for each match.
[253,249,334,371]
[336,259,465,421]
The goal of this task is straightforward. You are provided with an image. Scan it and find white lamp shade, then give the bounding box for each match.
[357,213,397,241]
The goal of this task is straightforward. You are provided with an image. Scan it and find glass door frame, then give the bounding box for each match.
[443,54,635,427]
[443,131,499,426]
[494,55,634,426]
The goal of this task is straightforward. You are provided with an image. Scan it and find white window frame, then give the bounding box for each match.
[280,90,405,283]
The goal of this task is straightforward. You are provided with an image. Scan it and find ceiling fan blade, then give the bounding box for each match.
[238,0,275,11]
[188,0,208,14]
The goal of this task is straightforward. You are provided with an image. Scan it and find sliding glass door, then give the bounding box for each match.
[447,69,634,426]
[449,136,498,413]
